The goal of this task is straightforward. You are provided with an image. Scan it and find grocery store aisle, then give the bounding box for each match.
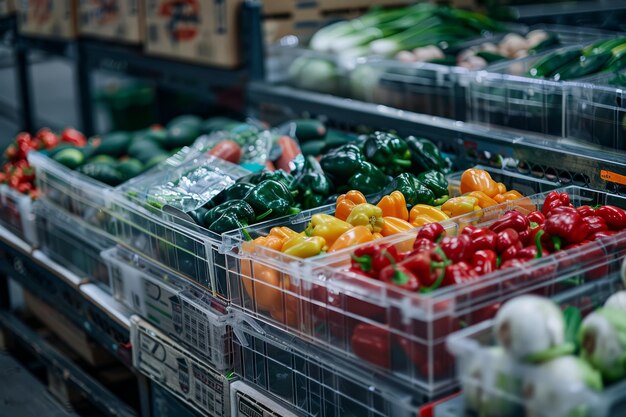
[0,351,79,417]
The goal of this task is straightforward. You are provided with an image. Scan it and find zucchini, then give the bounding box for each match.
[47,143,75,158]
[144,153,170,169]
[165,123,201,149]
[300,140,326,157]
[167,115,202,130]
[53,148,85,169]
[428,56,458,66]
[143,129,168,147]
[475,51,507,64]
[76,163,124,186]
[94,131,131,157]
[553,51,612,80]
[528,34,559,54]
[322,130,355,153]
[293,119,327,142]
[117,158,144,180]
[88,154,117,165]
[528,49,581,78]
[202,117,240,134]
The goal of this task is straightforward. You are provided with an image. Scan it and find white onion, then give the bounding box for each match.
[604,291,626,311]
[579,308,626,382]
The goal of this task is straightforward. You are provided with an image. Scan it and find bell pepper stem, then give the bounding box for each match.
[351,254,373,272]
[420,266,446,294]
[534,229,545,258]
[242,227,253,241]
[255,209,273,222]
[289,207,301,215]
[392,158,412,168]
[433,195,449,206]
[552,235,562,251]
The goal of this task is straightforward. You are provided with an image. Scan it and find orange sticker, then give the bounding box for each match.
[601,170,626,186]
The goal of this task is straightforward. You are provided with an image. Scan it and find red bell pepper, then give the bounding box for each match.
[470,229,497,252]
[351,243,402,277]
[416,222,445,242]
[582,216,608,236]
[527,210,545,225]
[61,128,86,147]
[489,210,529,233]
[351,323,391,369]
[576,205,596,218]
[544,210,589,249]
[472,250,497,276]
[542,191,571,216]
[547,206,578,217]
[379,263,420,292]
[499,258,528,269]
[16,182,32,193]
[515,229,549,261]
[496,228,520,253]
[461,225,479,236]
[37,128,60,149]
[595,205,626,231]
[441,262,478,287]
[589,230,617,240]
[398,249,448,290]
[440,235,472,263]
[501,242,523,262]
[412,237,437,255]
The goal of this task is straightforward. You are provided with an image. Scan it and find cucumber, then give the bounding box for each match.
[528,34,559,54]
[88,154,117,165]
[300,140,326,157]
[583,37,626,56]
[94,131,131,157]
[475,51,507,64]
[528,49,581,78]
[47,143,76,158]
[165,123,201,150]
[143,128,168,147]
[293,119,327,142]
[606,43,626,71]
[76,163,124,186]
[553,51,612,80]
[322,130,356,153]
[144,153,170,169]
[53,148,85,169]
[128,139,161,159]
[202,117,240,134]
[117,158,144,180]
[167,115,202,130]
[427,56,458,66]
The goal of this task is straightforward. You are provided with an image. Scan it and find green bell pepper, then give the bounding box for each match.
[189,207,209,225]
[363,131,412,176]
[319,144,365,182]
[237,169,294,189]
[203,200,256,229]
[347,161,389,196]
[293,156,332,210]
[204,182,255,210]
[405,136,448,174]
[206,211,251,236]
[417,170,448,199]
[381,173,435,206]
[244,179,301,221]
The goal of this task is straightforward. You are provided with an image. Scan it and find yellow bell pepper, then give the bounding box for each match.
[328,226,374,252]
[409,204,449,226]
[268,226,299,241]
[304,214,353,248]
[441,196,481,217]
[376,191,409,221]
[282,235,326,258]
[346,203,384,233]
[372,232,384,240]
[381,217,414,237]
[460,168,500,198]
[335,190,367,221]
[466,191,498,209]
[497,182,507,195]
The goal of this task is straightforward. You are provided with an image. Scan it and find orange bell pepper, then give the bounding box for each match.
[493,190,524,203]
[460,168,500,198]
[241,238,285,311]
[376,191,409,221]
[335,190,367,221]
[328,225,374,252]
[268,226,299,241]
[497,182,507,194]
[466,191,498,209]
[372,232,384,240]
[380,217,414,237]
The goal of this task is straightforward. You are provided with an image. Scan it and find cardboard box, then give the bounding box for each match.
[79,0,144,43]
[144,0,242,68]
[17,0,78,39]
[0,0,15,17]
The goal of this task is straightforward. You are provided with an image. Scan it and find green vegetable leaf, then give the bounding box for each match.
[563,306,583,349]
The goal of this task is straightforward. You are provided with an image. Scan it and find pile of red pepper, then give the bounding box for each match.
[350,191,626,292]
[1,128,84,196]
[342,191,626,376]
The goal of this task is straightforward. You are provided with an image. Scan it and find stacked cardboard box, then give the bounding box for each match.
[78,0,143,43]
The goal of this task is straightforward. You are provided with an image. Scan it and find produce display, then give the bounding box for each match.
[526,37,626,80]
[460,278,626,417]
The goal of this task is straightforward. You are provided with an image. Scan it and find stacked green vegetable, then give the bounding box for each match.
[528,37,626,81]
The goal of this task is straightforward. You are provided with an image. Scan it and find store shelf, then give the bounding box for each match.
[248,82,626,192]
[0,311,136,417]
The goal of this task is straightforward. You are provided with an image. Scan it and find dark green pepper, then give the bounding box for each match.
[417,170,448,199]
[206,212,251,237]
[203,200,255,228]
[237,170,294,189]
[405,136,448,174]
[363,131,412,176]
[189,207,209,225]
[244,180,300,221]
[204,182,256,209]
[347,161,388,196]
[293,156,332,210]
[319,144,364,182]
[378,173,435,206]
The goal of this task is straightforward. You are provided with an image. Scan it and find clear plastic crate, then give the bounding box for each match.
[232,317,443,417]
[465,32,619,137]
[223,186,626,394]
[131,316,234,417]
[101,246,232,371]
[0,185,37,245]
[230,381,304,417]
[152,382,202,417]
[447,276,626,417]
[566,72,626,150]
[34,201,115,291]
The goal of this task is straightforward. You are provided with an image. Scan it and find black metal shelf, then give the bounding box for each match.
[248,82,626,192]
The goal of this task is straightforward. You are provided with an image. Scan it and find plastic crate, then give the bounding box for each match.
[223,186,626,394]
[566,72,626,150]
[102,246,232,371]
[131,316,234,417]
[232,318,442,417]
[447,276,626,417]
[0,185,36,245]
[151,382,202,417]
[465,31,618,137]
[34,201,115,291]
[230,381,304,417]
